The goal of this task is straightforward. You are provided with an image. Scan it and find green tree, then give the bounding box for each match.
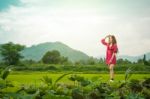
[22,59,36,65]
[0,42,25,65]
[42,50,61,64]
[60,56,68,64]
[87,57,95,65]
[143,54,150,66]
[75,60,87,65]
[117,58,132,64]
[98,58,104,64]
[137,58,143,64]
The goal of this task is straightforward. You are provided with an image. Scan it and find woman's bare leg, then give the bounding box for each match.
[109,64,115,80]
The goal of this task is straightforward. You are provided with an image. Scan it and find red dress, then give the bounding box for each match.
[101,39,118,65]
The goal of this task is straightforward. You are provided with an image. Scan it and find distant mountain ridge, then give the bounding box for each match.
[21,41,90,62]
[98,52,150,62]
[118,52,150,62]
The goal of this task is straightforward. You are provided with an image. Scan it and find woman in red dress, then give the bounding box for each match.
[101,35,118,81]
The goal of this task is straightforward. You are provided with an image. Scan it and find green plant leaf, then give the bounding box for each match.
[53,73,71,87]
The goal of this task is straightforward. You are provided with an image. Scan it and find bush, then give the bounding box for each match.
[45,66,58,70]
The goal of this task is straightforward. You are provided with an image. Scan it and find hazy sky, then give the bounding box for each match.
[0,0,150,57]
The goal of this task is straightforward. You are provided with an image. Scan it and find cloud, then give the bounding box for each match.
[0,0,150,57]
[0,0,21,11]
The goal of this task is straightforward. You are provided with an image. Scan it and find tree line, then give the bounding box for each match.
[0,42,149,66]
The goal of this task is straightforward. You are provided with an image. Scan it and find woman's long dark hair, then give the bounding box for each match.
[110,35,118,53]
[111,35,117,45]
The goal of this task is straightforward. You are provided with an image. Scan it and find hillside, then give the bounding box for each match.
[21,42,90,62]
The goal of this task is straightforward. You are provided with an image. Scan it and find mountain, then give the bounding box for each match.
[118,52,150,62]
[21,42,90,62]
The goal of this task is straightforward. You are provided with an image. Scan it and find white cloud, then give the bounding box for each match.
[0,0,150,57]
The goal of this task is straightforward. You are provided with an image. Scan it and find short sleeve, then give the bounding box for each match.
[101,39,107,46]
[113,44,118,53]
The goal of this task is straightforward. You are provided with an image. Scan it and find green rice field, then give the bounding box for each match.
[7,71,150,86]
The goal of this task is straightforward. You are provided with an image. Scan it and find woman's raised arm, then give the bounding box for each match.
[101,35,110,45]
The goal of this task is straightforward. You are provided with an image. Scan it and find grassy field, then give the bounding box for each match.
[1,70,150,98]
[7,71,150,86]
